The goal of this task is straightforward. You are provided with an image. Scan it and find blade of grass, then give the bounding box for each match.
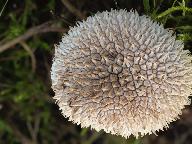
[177,33,192,41]
[158,0,179,24]
[157,6,192,19]
[80,128,89,136]
[182,0,186,16]
[176,25,192,31]
[143,0,150,13]
[172,0,178,7]
[0,0,8,17]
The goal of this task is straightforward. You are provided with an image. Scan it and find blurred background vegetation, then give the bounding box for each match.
[0,0,192,144]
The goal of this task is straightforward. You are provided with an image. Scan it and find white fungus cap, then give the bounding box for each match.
[51,9,192,138]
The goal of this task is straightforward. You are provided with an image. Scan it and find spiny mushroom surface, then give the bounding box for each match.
[51,9,192,138]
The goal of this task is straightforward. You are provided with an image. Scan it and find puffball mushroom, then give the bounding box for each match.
[51,9,192,138]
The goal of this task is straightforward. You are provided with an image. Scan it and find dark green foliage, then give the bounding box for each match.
[0,0,192,144]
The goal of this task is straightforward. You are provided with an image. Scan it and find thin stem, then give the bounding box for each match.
[20,41,36,73]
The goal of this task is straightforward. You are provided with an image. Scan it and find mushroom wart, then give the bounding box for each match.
[51,9,192,138]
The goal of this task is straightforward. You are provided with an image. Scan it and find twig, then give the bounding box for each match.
[5,103,33,144]
[61,0,86,19]
[0,21,67,53]
[7,119,33,144]
[26,116,40,144]
[34,116,40,137]
[20,41,36,73]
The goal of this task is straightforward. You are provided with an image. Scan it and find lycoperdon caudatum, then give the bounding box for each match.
[51,9,192,138]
